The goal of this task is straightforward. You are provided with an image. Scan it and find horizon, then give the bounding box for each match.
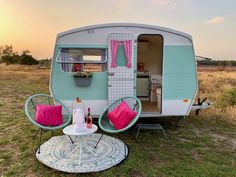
[0,0,235,61]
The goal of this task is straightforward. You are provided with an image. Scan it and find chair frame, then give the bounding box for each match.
[97,96,141,156]
[98,96,142,134]
[25,94,72,154]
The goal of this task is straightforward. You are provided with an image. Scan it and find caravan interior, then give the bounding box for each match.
[137,34,163,114]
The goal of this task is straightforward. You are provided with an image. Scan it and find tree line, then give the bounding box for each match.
[197,59,236,66]
[1,45,235,66]
[0,45,39,65]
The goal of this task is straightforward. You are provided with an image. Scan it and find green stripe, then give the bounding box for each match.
[163,45,197,100]
[51,45,108,100]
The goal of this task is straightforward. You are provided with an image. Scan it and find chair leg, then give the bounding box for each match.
[135,126,141,140]
[33,128,40,140]
[95,134,103,149]
[38,129,42,154]
[68,135,74,144]
[160,126,167,139]
[162,128,167,139]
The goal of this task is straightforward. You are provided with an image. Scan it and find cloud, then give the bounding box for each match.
[205,16,224,25]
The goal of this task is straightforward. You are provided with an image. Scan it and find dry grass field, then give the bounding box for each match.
[0,64,236,177]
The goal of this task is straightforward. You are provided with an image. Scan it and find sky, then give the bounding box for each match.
[0,0,235,60]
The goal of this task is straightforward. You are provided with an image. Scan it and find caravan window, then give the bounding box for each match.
[57,48,107,72]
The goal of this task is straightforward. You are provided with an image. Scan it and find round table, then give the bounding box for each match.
[63,124,98,165]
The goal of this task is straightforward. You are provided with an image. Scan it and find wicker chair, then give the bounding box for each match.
[25,94,71,154]
[99,96,142,133]
[95,97,141,152]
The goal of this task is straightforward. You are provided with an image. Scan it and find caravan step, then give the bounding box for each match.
[134,123,167,139]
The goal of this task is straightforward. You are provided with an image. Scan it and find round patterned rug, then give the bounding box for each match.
[36,133,128,173]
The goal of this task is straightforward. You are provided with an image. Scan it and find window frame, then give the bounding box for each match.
[56,48,108,72]
[56,48,108,64]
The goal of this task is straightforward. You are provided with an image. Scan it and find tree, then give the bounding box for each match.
[0,46,3,63]
[0,45,19,64]
[21,49,30,56]
[2,45,14,56]
[19,50,39,65]
[0,46,3,56]
[0,45,39,65]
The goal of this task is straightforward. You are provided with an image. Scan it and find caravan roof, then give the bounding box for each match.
[57,23,192,41]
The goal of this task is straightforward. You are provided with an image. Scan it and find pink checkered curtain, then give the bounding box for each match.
[123,40,132,68]
[110,40,119,68]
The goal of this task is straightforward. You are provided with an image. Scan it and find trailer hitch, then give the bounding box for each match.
[191,97,213,115]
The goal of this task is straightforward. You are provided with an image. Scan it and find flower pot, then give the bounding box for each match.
[74,78,92,87]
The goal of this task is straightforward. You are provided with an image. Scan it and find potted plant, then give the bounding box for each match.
[72,72,93,87]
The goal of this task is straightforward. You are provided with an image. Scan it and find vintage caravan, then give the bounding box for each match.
[50,23,198,117]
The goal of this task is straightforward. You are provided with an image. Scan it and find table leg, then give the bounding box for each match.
[66,143,80,158]
[65,136,81,159]
[79,136,83,165]
[65,135,98,163]
[94,134,103,149]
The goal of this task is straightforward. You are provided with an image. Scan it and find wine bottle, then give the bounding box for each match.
[86,108,92,129]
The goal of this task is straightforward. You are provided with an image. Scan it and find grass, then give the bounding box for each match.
[0,64,236,177]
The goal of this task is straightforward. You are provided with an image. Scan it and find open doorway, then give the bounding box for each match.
[137,34,163,113]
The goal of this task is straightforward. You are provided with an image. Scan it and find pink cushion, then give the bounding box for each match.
[108,101,137,130]
[35,104,63,126]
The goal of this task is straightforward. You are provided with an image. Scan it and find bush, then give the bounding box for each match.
[226,88,236,106]
[220,88,236,111]
[197,59,236,66]
[19,54,38,65]
[38,59,52,68]
[1,55,19,64]
[0,45,38,65]
[0,45,20,64]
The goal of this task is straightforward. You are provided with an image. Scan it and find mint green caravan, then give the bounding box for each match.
[50,23,198,118]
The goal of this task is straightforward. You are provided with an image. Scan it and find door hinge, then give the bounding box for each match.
[108,72,115,76]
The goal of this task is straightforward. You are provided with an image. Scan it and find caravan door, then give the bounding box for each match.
[107,33,135,105]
